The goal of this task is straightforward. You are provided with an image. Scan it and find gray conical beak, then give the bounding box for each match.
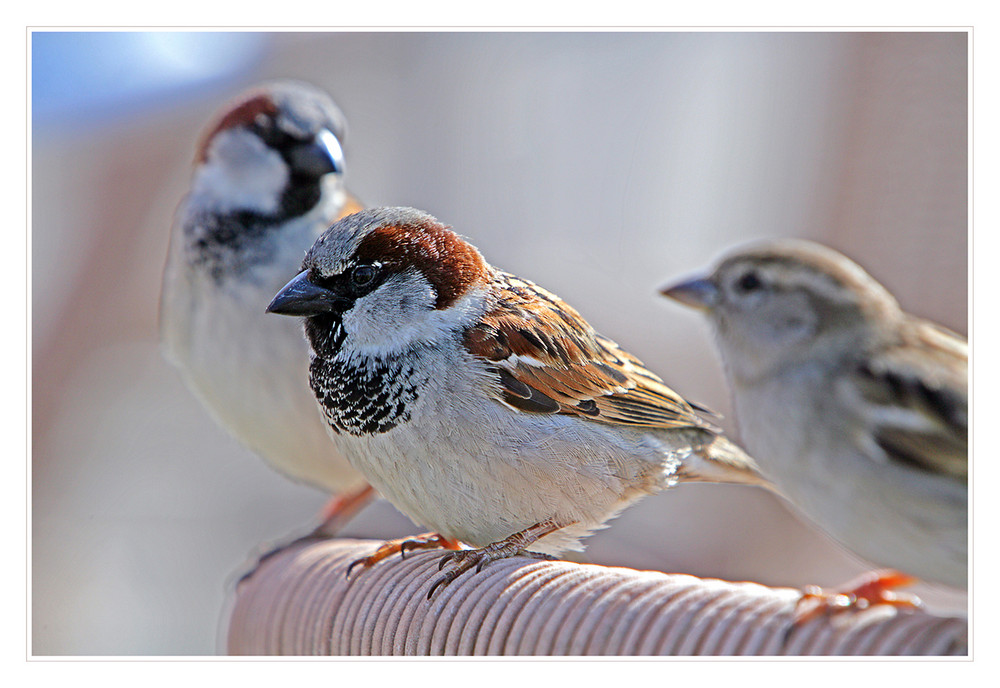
[288,128,345,178]
[266,270,351,316]
[659,276,719,310]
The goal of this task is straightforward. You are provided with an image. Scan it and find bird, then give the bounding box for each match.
[659,239,967,613]
[159,80,372,530]
[266,206,771,596]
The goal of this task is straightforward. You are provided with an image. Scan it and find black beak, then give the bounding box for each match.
[658,275,719,310]
[266,270,352,316]
[288,128,345,178]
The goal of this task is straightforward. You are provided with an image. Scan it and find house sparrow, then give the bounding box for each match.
[266,206,771,595]
[660,239,968,607]
[159,81,372,527]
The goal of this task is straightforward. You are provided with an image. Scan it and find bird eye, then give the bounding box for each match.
[735,271,763,293]
[250,113,275,137]
[351,264,378,288]
[249,115,295,149]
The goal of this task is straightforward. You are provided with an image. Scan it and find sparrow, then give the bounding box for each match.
[159,80,372,527]
[266,206,771,595]
[660,239,968,610]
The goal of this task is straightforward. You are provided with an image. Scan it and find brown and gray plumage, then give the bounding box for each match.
[661,239,968,589]
[267,207,769,589]
[159,81,371,517]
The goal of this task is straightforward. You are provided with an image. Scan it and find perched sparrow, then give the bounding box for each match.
[660,240,968,599]
[267,207,770,595]
[159,81,371,525]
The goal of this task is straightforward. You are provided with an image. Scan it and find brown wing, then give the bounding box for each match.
[464,272,714,430]
[852,317,968,481]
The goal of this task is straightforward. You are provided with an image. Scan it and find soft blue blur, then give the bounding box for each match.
[32,32,265,131]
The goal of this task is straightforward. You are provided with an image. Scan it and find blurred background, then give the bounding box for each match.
[31,30,969,655]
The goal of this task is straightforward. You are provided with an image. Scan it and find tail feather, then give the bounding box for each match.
[681,434,776,492]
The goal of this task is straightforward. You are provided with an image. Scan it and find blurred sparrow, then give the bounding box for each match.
[267,207,770,596]
[159,81,372,528]
[660,239,968,610]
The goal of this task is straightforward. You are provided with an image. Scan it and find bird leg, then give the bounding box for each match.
[792,569,923,625]
[346,532,462,579]
[311,484,376,538]
[427,519,567,599]
[237,483,377,584]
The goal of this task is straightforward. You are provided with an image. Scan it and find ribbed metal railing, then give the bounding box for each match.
[226,538,967,656]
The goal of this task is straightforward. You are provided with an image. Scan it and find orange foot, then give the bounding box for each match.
[793,569,923,625]
[346,533,462,579]
[311,484,376,538]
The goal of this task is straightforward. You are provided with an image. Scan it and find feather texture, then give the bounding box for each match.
[852,317,968,481]
[465,272,717,430]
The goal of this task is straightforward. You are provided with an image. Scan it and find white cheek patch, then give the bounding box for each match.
[342,272,486,359]
[342,271,436,356]
[192,129,289,215]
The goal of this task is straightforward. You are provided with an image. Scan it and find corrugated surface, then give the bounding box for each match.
[227,538,968,656]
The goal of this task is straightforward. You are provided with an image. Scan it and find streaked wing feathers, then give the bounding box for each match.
[854,317,968,481]
[464,272,713,430]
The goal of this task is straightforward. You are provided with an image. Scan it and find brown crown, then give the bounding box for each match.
[354,218,490,310]
[195,92,279,163]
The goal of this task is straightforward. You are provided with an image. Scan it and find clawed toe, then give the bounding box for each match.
[427,568,463,599]
[423,520,567,598]
[428,550,484,598]
[427,546,555,598]
[791,569,923,627]
[345,532,461,579]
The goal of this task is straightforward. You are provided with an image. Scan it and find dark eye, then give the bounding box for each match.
[250,115,296,149]
[736,271,763,293]
[351,264,378,288]
[250,114,275,137]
